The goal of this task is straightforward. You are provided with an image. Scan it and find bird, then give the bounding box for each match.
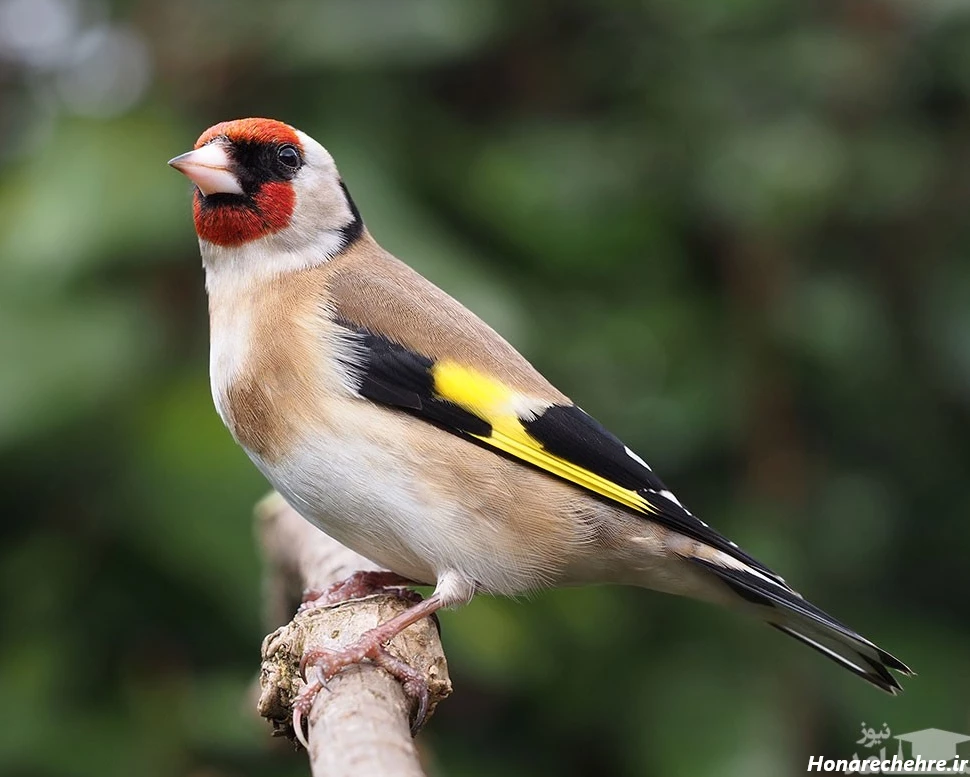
[169,117,913,742]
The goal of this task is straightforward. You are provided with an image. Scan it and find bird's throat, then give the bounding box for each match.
[193,182,296,246]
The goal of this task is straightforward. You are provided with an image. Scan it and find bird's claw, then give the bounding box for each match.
[291,674,326,749]
[293,638,430,746]
[299,648,331,682]
[369,645,430,734]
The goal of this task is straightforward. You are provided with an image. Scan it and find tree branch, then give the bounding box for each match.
[255,492,451,777]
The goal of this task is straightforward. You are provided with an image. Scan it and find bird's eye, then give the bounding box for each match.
[277,144,301,169]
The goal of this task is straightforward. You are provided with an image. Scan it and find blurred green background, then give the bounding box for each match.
[2,0,969,775]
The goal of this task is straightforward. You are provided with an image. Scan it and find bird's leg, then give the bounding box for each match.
[293,593,445,744]
[300,570,421,611]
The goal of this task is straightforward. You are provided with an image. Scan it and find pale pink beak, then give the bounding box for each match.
[168,142,244,196]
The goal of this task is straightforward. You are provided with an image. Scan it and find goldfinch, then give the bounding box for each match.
[169,118,912,734]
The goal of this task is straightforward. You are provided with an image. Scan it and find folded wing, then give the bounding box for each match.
[336,320,782,582]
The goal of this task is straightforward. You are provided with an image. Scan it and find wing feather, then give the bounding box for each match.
[338,320,781,580]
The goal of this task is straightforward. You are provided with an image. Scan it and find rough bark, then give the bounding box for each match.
[255,492,451,777]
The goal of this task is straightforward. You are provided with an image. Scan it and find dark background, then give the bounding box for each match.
[1,1,968,775]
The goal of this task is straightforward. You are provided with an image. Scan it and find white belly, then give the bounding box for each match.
[243,394,584,598]
[251,431,441,585]
[246,393,547,596]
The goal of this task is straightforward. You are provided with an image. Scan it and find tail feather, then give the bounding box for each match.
[691,556,914,693]
[769,623,902,694]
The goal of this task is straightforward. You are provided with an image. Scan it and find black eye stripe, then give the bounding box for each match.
[224,140,303,194]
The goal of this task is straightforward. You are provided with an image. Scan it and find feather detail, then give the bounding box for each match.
[691,556,913,693]
[430,360,653,514]
[335,317,787,580]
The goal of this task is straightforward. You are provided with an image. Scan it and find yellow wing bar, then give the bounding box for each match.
[431,361,653,514]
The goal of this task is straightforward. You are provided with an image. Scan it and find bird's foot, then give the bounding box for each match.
[292,592,445,746]
[300,570,420,612]
[292,628,430,744]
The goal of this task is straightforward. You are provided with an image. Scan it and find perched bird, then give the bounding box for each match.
[169,118,912,740]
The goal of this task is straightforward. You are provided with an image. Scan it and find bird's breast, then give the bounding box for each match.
[251,399,594,594]
[201,262,595,594]
[205,266,348,462]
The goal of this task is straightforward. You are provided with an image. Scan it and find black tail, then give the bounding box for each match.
[692,557,914,694]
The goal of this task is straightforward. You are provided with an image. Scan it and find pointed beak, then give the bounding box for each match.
[168,143,244,196]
